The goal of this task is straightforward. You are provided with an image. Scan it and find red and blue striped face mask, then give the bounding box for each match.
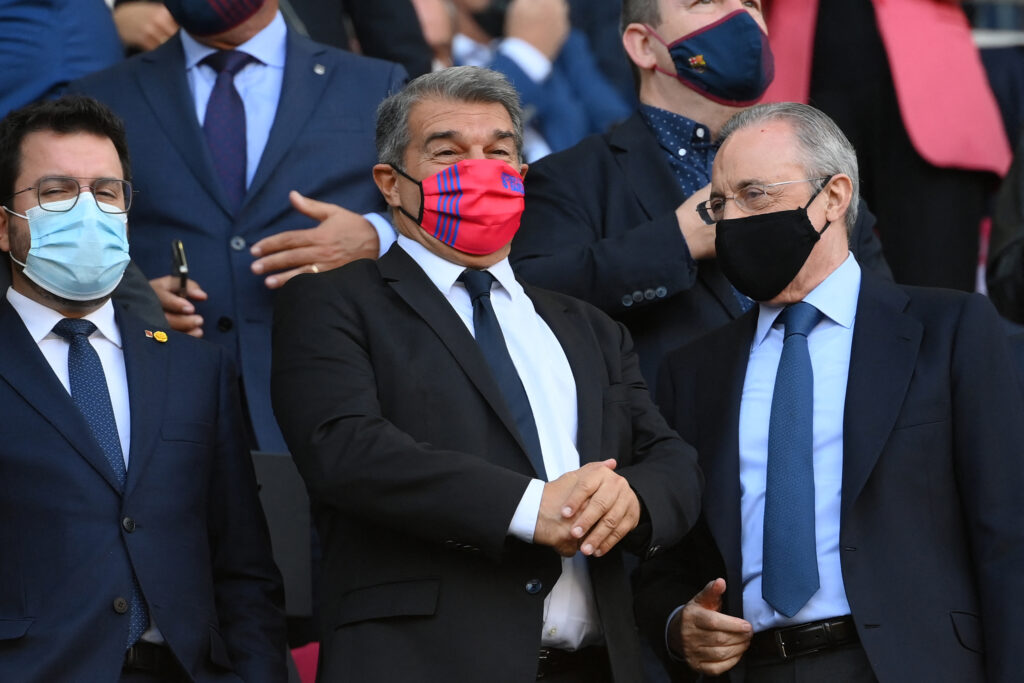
[393,158,525,255]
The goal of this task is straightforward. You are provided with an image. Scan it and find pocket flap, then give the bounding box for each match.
[333,578,439,628]
[950,610,984,654]
[0,618,33,640]
[161,420,213,444]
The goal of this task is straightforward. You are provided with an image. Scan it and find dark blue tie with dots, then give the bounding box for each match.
[459,269,546,480]
[761,301,823,617]
[202,50,254,211]
[52,318,149,646]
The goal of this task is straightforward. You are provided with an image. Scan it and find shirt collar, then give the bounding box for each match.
[396,234,523,300]
[181,10,287,70]
[6,287,122,348]
[752,252,861,348]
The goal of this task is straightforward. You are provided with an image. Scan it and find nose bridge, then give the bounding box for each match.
[721,195,744,220]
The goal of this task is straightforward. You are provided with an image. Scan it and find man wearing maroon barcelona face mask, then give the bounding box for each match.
[271,66,702,683]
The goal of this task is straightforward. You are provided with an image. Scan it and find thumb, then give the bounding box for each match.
[289,190,335,222]
[600,458,617,470]
[693,578,726,611]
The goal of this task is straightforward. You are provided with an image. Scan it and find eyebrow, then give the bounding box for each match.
[422,129,517,147]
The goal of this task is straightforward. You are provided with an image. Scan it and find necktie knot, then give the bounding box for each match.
[53,317,98,341]
[780,302,822,339]
[459,269,496,302]
[202,50,255,77]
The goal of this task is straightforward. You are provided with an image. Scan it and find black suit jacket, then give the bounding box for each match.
[271,245,702,682]
[641,274,1024,682]
[0,300,285,682]
[512,112,892,390]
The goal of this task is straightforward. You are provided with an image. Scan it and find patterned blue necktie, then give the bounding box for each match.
[202,50,254,211]
[762,301,823,617]
[52,318,149,647]
[459,269,547,480]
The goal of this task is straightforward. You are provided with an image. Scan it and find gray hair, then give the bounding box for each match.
[375,66,524,169]
[718,102,860,232]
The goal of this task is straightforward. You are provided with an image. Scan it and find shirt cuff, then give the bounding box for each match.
[507,478,545,543]
[666,604,687,662]
[498,38,553,83]
[364,212,397,258]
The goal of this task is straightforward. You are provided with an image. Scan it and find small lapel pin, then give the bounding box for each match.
[146,330,169,343]
[144,330,153,338]
[314,64,326,75]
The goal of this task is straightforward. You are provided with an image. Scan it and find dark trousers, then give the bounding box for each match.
[745,643,878,683]
[810,0,995,292]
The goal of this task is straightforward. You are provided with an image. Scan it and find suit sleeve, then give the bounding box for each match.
[208,350,288,683]
[950,294,1024,680]
[513,146,698,314]
[343,0,432,79]
[271,272,534,561]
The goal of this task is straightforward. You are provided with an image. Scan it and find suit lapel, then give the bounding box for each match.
[135,36,235,217]
[841,276,921,520]
[527,288,603,466]
[378,248,540,475]
[702,313,756,600]
[118,310,171,497]
[0,300,123,493]
[608,113,685,221]
[244,32,330,208]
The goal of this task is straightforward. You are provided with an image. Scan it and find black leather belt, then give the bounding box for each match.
[536,645,608,679]
[123,641,176,673]
[748,616,859,661]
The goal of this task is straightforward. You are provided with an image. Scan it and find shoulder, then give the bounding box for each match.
[288,32,406,85]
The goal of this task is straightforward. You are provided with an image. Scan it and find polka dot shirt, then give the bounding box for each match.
[639,104,716,200]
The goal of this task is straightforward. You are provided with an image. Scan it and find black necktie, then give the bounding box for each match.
[52,318,149,646]
[761,302,823,617]
[459,269,546,480]
[202,50,254,211]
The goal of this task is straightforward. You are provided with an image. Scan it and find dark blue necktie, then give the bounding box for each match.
[52,318,149,647]
[459,270,546,480]
[762,301,823,617]
[202,50,254,211]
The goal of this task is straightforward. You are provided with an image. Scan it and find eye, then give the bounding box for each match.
[737,185,770,209]
[707,197,725,214]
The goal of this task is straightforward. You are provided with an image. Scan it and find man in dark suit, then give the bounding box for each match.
[271,66,702,682]
[510,0,890,390]
[69,0,406,452]
[640,102,1024,682]
[0,96,285,681]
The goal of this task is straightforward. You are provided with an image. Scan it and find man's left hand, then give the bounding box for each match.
[249,191,380,289]
[559,459,641,557]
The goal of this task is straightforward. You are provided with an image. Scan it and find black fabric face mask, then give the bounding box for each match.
[715,187,832,302]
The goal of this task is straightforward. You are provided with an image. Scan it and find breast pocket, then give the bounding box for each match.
[160,420,214,445]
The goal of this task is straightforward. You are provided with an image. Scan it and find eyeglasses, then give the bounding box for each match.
[5,176,133,214]
[696,176,831,225]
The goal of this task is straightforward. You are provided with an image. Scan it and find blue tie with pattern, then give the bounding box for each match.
[202,50,254,211]
[761,301,823,617]
[459,269,546,480]
[53,318,149,646]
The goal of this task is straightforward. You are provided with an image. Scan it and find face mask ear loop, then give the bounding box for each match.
[803,175,835,236]
[390,164,426,224]
[2,205,28,220]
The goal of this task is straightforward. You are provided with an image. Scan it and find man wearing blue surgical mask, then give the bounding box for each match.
[510,0,893,392]
[0,95,285,682]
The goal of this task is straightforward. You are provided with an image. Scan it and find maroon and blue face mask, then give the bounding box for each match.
[393,158,526,255]
[646,10,775,106]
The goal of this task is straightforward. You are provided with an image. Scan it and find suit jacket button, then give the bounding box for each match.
[621,295,633,307]
[644,288,656,300]
[525,579,543,595]
[230,236,247,251]
[655,286,668,298]
[113,597,129,614]
[632,290,644,303]
[122,517,136,533]
[217,316,234,332]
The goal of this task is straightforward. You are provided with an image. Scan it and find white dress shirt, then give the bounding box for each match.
[397,236,602,649]
[181,11,287,188]
[739,253,861,632]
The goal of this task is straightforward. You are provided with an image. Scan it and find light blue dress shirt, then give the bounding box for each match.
[739,253,861,632]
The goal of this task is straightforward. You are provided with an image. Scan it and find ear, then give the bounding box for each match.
[622,23,660,72]
[0,207,11,254]
[372,164,403,208]
[823,174,853,225]
[519,162,529,179]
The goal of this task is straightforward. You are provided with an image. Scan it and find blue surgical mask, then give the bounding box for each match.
[5,196,130,301]
[647,10,774,106]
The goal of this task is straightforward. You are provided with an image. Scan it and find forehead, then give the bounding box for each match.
[655,0,766,34]
[17,130,122,183]
[713,120,804,186]
[406,97,514,144]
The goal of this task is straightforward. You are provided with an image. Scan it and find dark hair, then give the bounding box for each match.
[0,95,132,207]
[620,0,662,90]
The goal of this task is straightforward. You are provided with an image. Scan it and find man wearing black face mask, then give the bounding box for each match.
[638,102,1024,682]
[510,0,892,393]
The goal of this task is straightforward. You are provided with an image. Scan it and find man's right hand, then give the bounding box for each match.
[670,578,752,675]
[149,275,207,337]
[504,0,570,61]
[676,184,716,261]
[112,2,178,52]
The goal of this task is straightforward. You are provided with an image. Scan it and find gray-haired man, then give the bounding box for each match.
[271,66,702,683]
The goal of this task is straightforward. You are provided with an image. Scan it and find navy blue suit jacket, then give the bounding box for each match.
[643,275,1024,681]
[0,300,285,682]
[68,30,406,452]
